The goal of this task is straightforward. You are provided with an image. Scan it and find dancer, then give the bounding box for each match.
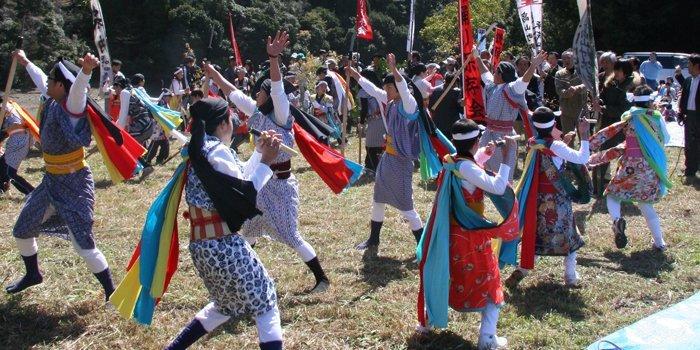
[417,119,519,350]
[5,50,115,301]
[206,31,330,293]
[0,94,35,195]
[345,53,424,251]
[505,107,590,288]
[357,69,387,173]
[589,86,671,251]
[163,97,284,350]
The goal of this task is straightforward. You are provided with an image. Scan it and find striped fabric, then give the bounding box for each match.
[185,206,233,241]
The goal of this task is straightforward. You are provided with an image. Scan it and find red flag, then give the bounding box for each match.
[491,27,506,69]
[458,0,486,123]
[227,12,243,66]
[355,0,373,41]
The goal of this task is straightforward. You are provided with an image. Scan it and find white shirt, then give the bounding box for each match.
[458,147,510,195]
[228,80,289,126]
[171,79,185,96]
[480,72,529,95]
[549,140,590,169]
[116,89,132,129]
[206,145,272,192]
[688,75,699,111]
[357,76,417,115]
[413,76,433,99]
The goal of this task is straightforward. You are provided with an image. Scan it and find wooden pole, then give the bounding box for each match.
[1,37,24,128]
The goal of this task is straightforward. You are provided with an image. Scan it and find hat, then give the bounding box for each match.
[111,59,122,66]
[427,63,440,70]
[443,57,457,66]
[325,58,337,66]
[174,68,183,75]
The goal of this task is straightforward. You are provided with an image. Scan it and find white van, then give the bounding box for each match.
[622,52,690,81]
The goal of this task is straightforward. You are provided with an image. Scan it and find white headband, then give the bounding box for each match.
[533,119,555,128]
[453,129,481,140]
[57,62,76,83]
[627,92,658,102]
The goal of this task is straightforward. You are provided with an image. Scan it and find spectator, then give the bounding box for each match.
[555,50,587,133]
[429,73,462,138]
[675,54,700,182]
[640,52,664,90]
[543,51,561,110]
[442,57,457,75]
[426,63,444,86]
[223,56,237,83]
[598,51,617,91]
[516,55,543,109]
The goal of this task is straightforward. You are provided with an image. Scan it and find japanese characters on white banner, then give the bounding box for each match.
[516,0,543,55]
[90,0,112,90]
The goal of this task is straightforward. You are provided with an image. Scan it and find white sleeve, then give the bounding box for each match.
[25,62,48,97]
[396,78,417,114]
[172,80,184,95]
[474,147,492,167]
[66,70,91,115]
[358,77,387,104]
[207,145,273,192]
[509,77,528,95]
[241,150,263,178]
[481,72,495,86]
[228,90,257,117]
[414,78,432,98]
[550,140,590,164]
[270,80,290,125]
[117,90,131,128]
[459,161,510,195]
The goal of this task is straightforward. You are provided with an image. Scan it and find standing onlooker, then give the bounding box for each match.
[543,51,561,110]
[102,59,126,112]
[429,73,462,139]
[516,56,542,109]
[426,63,444,86]
[442,57,457,76]
[640,52,664,90]
[555,50,587,133]
[223,56,237,83]
[598,51,617,92]
[675,54,700,182]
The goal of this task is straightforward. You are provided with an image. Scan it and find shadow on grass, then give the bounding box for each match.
[573,210,589,235]
[406,329,475,350]
[0,297,89,348]
[507,281,587,321]
[94,179,113,189]
[599,249,675,278]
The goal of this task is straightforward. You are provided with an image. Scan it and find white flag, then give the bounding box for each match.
[515,0,544,55]
[573,0,599,96]
[406,0,415,53]
[90,0,112,89]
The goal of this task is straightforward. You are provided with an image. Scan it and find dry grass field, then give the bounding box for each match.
[1,91,698,349]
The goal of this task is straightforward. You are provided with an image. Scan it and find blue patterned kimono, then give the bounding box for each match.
[12,99,96,249]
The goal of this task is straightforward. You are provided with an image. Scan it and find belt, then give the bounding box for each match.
[184,206,234,241]
[270,160,291,179]
[43,148,87,175]
[385,135,397,156]
[486,119,515,133]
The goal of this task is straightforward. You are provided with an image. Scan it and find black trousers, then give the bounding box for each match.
[364,147,383,172]
[0,156,34,194]
[684,110,699,176]
[146,139,171,165]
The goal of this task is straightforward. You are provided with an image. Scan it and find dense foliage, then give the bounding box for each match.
[1,0,697,90]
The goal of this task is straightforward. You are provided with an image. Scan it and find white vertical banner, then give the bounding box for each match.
[477,28,487,52]
[515,0,543,55]
[406,0,416,54]
[90,0,112,89]
[577,0,587,18]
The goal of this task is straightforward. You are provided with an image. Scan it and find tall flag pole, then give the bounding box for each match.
[355,0,374,41]
[227,12,243,66]
[573,0,599,99]
[90,0,112,90]
[515,0,543,56]
[406,0,416,59]
[458,0,486,123]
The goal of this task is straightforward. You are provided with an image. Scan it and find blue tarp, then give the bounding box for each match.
[587,292,700,350]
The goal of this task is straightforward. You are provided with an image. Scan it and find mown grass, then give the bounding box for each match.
[0,91,698,349]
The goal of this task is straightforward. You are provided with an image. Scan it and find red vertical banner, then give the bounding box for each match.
[355,0,373,41]
[228,12,243,66]
[458,0,486,122]
[491,27,506,69]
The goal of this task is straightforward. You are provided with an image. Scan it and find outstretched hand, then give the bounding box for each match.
[11,50,29,66]
[386,53,397,71]
[532,50,547,67]
[267,31,289,58]
[345,65,361,81]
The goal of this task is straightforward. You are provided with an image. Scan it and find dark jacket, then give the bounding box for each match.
[429,85,462,138]
[677,73,700,117]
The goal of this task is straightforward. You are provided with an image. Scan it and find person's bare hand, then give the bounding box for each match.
[80,53,100,74]
[484,140,496,155]
[266,31,289,58]
[11,49,29,66]
[386,53,397,71]
[532,50,547,67]
[577,119,590,140]
[344,65,361,80]
[258,130,282,165]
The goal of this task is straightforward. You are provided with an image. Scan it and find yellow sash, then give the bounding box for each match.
[43,148,87,175]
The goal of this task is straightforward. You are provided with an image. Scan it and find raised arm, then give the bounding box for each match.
[203,63,257,116]
[66,53,99,115]
[266,31,291,125]
[13,50,48,97]
[346,65,387,104]
[387,53,417,114]
[206,130,280,191]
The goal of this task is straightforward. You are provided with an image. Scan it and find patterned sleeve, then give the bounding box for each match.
[589,120,627,151]
[588,144,625,167]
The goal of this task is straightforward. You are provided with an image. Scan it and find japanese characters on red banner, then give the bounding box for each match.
[459,0,486,122]
[491,27,506,69]
[355,0,373,41]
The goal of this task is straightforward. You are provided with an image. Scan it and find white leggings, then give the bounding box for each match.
[606,196,665,247]
[15,205,108,274]
[371,202,423,231]
[243,237,317,263]
[195,302,283,343]
[516,251,578,279]
[479,301,501,337]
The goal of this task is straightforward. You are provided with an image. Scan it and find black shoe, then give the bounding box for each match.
[355,220,382,250]
[304,257,330,293]
[5,254,43,294]
[412,228,424,243]
[613,218,627,249]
